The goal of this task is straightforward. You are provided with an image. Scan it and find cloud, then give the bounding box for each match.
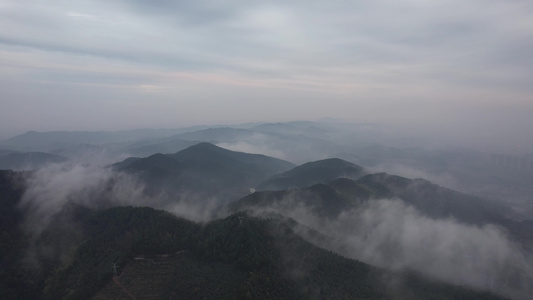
[331,200,532,290]
[216,132,289,161]
[18,163,133,235]
[367,163,460,191]
[1,0,533,149]
[3,0,532,82]
[243,197,533,299]
[17,157,230,238]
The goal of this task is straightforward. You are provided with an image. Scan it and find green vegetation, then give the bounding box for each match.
[113,142,294,201]
[0,170,43,299]
[41,207,506,300]
[0,169,514,299]
[258,158,365,191]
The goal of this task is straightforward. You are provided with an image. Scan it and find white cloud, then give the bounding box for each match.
[0,0,532,148]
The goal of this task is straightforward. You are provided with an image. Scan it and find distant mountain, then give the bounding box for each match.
[0,122,385,164]
[111,156,141,169]
[251,120,385,145]
[0,128,208,152]
[171,127,256,143]
[169,127,345,164]
[251,121,330,138]
[114,143,295,202]
[123,138,196,157]
[0,152,68,170]
[120,153,182,178]
[258,158,366,191]
[0,149,17,156]
[48,143,109,160]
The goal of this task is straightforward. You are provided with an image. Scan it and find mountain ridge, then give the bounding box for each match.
[258,158,366,191]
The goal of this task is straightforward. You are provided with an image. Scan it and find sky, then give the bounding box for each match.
[0,0,532,147]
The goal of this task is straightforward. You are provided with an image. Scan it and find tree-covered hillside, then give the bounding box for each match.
[258,158,366,191]
[36,206,508,300]
[113,142,294,201]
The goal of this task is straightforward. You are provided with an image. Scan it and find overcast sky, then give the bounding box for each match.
[1,0,532,148]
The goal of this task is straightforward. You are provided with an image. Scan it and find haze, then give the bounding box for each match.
[1,0,532,152]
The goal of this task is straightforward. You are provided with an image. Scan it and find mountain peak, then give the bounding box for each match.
[172,142,230,156]
[181,142,222,152]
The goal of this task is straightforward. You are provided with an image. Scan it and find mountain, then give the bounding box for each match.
[0,128,209,152]
[251,120,385,145]
[238,172,514,228]
[0,170,515,299]
[114,143,295,202]
[0,152,68,170]
[230,174,533,299]
[170,127,256,143]
[233,172,531,248]
[40,207,507,300]
[169,127,345,164]
[123,138,196,157]
[258,158,366,191]
[48,143,107,159]
[356,172,512,226]
[120,153,182,178]
[0,170,43,299]
[0,149,17,156]
[231,183,354,218]
[251,121,331,138]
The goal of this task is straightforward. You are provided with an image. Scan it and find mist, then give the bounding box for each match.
[9,159,533,299]
[3,120,532,299]
[334,200,532,296]
[18,160,227,238]
[20,163,138,234]
[2,0,533,298]
[240,195,533,300]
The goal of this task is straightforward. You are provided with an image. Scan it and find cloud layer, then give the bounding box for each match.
[1,0,532,149]
[250,197,533,299]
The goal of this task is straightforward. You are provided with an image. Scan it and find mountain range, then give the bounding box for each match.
[1,121,533,299]
[0,176,507,299]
